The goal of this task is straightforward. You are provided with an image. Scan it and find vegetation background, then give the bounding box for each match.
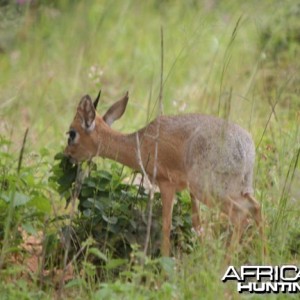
[0,0,299,299]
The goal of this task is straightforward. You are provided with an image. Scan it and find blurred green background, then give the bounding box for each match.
[1,0,298,152]
[0,0,299,298]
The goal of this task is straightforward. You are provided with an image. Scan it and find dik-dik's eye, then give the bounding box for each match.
[67,129,77,145]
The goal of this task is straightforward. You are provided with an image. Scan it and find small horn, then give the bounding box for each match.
[93,89,101,109]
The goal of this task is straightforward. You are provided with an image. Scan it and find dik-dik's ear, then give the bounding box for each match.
[77,95,96,131]
[103,92,129,127]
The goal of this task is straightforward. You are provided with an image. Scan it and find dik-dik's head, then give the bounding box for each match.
[64,91,129,163]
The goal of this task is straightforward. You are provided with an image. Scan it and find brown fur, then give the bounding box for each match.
[64,92,262,256]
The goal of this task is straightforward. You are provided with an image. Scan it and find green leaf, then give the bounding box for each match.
[102,214,118,225]
[22,223,37,236]
[65,279,86,289]
[83,209,93,217]
[14,192,30,207]
[28,195,51,213]
[82,198,103,211]
[88,247,107,262]
[39,147,50,157]
[159,257,176,277]
[2,192,30,207]
[98,170,112,181]
[54,152,65,160]
[84,178,96,188]
[80,187,94,197]
[105,258,127,270]
[82,261,96,276]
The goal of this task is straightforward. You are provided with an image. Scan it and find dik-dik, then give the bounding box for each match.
[64,91,262,256]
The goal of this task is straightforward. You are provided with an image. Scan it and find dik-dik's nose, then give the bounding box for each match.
[63,147,69,157]
[64,152,77,164]
[63,148,74,161]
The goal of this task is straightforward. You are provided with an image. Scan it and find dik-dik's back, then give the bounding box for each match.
[140,114,255,199]
[64,91,262,256]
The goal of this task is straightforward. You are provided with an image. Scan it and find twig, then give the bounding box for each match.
[218,16,242,117]
[135,134,152,190]
[256,74,292,150]
[17,128,29,174]
[135,134,154,256]
[143,27,164,256]
[57,163,84,298]
[256,99,279,150]
[65,241,89,272]
[158,26,164,116]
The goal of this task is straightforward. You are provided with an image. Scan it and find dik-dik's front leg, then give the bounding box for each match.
[158,182,176,256]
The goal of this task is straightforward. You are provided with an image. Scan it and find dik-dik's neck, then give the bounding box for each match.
[97,127,140,171]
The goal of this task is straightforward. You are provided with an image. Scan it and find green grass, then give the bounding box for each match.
[0,0,299,299]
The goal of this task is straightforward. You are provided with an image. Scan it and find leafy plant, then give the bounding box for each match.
[0,134,52,271]
[50,153,196,267]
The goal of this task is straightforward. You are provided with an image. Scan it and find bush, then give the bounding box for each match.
[50,153,196,268]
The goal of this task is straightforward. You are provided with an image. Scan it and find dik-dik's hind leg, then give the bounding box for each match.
[223,197,249,237]
[231,194,264,240]
[244,194,263,230]
[245,193,266,254]
[220,197,250,263]
[223,195,265,256]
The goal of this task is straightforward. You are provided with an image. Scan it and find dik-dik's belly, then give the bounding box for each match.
[154,165,188,192]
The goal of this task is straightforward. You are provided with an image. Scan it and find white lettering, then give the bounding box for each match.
[257,266,273,282]
[223,265,300,294]
[238,282,253,293]
[240,266,258,281]
[281,265,298,282]
[264,282,278,293]
[222,266,241,282]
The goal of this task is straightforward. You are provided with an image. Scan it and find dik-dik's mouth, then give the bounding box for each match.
[64,154,77,165]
